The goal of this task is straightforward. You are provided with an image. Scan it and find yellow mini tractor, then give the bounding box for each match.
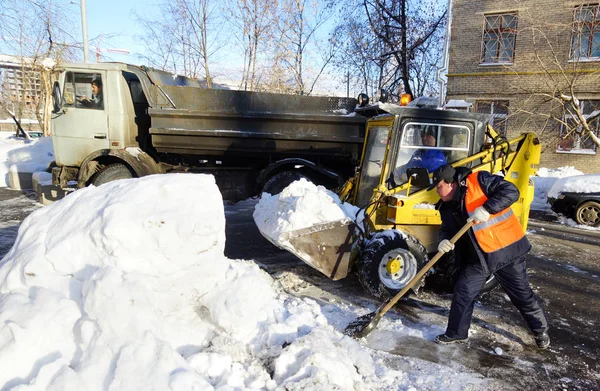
[277,104,541,300]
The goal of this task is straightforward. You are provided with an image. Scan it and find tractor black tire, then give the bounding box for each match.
[91,163,134,186]
[357,230,428,301]
[262,171,308,195]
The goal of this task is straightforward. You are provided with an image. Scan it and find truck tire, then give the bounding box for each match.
[357,230,428,300]
[262,171,308,195]
[91,163,134,186]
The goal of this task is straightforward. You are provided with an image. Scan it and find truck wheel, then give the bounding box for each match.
[357,230,428,300]
[91,163,134,186]
[262,171,308,195]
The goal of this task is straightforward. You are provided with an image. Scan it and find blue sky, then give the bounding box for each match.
[76,0,151,64]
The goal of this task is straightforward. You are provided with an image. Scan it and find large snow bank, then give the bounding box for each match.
[2,174,486,390]
[0,132,54,187]
[253,178,359,248]
[531,166,584,211]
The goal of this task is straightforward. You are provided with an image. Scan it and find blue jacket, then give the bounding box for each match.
[406,149,447,174]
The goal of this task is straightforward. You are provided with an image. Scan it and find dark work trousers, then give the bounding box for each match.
[446,254,549,339]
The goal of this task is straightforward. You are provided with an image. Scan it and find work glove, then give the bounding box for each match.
[437,239,454,253]
[468,206,490,223]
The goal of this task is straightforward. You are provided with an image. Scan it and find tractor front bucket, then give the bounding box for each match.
[277,219,357,280]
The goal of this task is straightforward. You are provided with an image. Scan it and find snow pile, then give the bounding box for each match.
[531,166,584,211]
[0,132,54,187]
[0,174,411,390]
[547,174,600,199]
[253,178,359,247]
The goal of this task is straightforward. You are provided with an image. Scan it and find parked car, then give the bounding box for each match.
[547,174,600,227]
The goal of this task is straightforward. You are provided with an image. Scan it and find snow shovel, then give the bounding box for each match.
[344,220,475,339]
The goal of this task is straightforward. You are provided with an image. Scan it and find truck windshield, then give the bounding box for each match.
[393,122,470,185]
[63,72,104,110]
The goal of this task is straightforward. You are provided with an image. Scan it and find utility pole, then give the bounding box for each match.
[72,0,89,62]
[346,71,350,98]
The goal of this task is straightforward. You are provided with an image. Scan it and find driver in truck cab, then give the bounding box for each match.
[79,78,104,109]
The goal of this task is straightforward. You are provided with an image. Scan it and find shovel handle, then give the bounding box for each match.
[377,220,475,316]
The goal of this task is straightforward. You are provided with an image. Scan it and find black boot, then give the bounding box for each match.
[534,331,550,349]
[435,334,468,345]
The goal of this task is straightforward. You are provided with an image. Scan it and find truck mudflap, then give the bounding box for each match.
[275,219,357,280]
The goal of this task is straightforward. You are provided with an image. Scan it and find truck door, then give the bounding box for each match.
[52,71,109,166]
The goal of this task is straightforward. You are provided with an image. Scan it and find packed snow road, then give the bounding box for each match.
[1,188,599,389]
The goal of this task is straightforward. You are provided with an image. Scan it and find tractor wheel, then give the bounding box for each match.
[575,201,600,227]
[356,230,428,300]
[91,163,134,186]
[262,171,308,195]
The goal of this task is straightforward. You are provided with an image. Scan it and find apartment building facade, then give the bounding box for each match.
[0,54,42,132]
[446,0,600,173]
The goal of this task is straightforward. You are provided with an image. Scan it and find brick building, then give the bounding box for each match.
[446,0,600,173]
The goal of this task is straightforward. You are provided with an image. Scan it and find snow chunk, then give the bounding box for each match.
[253,178,359,247]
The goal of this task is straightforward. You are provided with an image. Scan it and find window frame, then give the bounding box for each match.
[570,4,600,61]
[480,12,519,65]
[62,71,104,110]
[557,99,600,155]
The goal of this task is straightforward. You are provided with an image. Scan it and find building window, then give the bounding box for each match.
[480,13,518,64]
[570,4,600,60]
[475,100,509,136]
[558,100,600,154]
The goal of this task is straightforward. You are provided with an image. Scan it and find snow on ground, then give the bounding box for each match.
[0,174,495,390]
[0,132,54,187]
[0,133,599,389]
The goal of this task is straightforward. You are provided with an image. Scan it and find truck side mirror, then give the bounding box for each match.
[52,81,62,113]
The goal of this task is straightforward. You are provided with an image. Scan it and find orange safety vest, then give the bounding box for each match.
[465,173,524,253]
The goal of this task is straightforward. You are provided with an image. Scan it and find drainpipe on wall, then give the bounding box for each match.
[436,0,454,108]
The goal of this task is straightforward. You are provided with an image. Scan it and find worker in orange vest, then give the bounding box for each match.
[430,164,549,349]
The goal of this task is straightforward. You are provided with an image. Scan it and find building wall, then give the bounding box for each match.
[446,0,600,173]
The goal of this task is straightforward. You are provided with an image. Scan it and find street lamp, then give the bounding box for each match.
[71,0,89,62]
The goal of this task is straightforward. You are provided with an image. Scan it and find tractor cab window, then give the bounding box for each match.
[355,126,391,207]
[63,72,104,110]
[393,122,470,186]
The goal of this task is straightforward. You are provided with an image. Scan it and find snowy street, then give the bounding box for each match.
[1,187,598,389]
[226,198,600,389]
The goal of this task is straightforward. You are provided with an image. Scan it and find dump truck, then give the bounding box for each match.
[268,104,541,299]
[49,62,367,200]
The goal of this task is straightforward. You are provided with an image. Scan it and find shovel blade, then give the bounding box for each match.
[280,219,356,280]
[344,311,382,339]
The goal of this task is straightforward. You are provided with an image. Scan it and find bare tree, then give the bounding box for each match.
[507,2,600,149]
[135,0,225,85]
[226,0,276,91]
[332,0,445,101]
[0,0,77,135]
[268,0,335,95]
